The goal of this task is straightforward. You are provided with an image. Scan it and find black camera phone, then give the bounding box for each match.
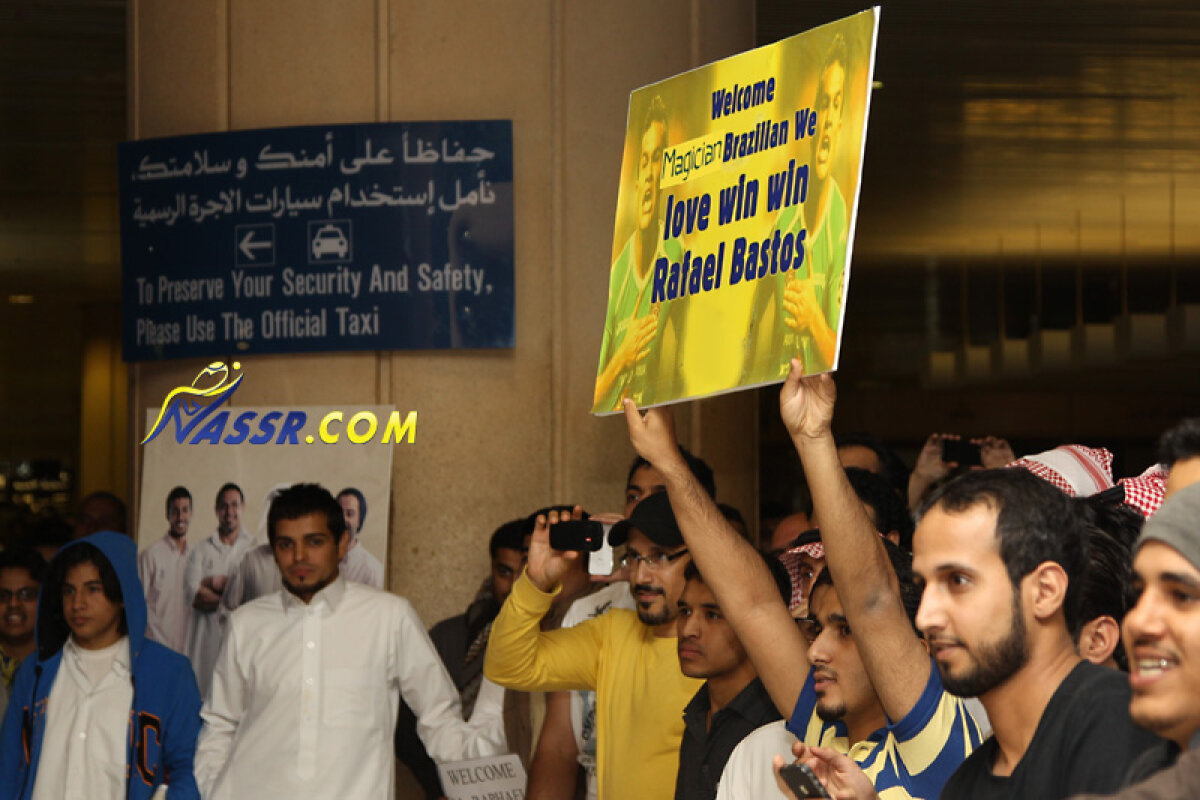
[549,519,605,552]
[778,762,831,799]
[941,438,982,467]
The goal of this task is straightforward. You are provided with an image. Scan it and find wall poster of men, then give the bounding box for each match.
[134,404,394,695]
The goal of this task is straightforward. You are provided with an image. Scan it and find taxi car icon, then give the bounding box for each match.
[312,224,349,259]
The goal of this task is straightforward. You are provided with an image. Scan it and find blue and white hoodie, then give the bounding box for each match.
[0,531,202,799]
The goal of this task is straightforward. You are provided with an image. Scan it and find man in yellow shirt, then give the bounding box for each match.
[485,493,702,800]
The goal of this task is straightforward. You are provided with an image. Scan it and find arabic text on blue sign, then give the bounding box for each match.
[119,121,514,361]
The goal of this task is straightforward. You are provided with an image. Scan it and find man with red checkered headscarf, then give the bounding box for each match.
[1007,445,1163,672]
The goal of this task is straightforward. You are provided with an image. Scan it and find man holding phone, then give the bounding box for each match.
[907,434,1016,511]
[484,494,702,800]
[526,449,716,800]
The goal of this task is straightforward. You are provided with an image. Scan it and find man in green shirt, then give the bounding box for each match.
[594,96,684,412]
[744,33,851,385]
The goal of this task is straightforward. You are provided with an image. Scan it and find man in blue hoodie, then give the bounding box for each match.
[0,531,202,799]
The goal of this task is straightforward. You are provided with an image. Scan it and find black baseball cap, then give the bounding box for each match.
[608,491,684,548]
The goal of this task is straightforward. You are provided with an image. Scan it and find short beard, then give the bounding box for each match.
[634,586,672,626]
[939,590,1029,698]
[282,573,337,602]
[816,701,847,723]
[636,603,673,626]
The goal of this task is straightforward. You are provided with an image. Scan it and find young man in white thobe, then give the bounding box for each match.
[194,483,501,798]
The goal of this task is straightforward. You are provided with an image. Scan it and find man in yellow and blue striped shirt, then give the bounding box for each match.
[623,357,981,800]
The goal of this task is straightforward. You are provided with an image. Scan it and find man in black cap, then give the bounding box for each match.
[485,493,701,800]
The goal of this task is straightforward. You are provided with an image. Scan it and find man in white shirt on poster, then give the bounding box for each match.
[139,485,192,652]
[194,483,500,798]
[184,483,252,696]
[336,487,384,588]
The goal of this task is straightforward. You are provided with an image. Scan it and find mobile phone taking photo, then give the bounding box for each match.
[548,519,605,552]
[941,438,982,467]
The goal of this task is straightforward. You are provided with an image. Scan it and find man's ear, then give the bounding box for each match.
[1027,561,1070,623]
[884,531,900,546]
[1078,616,1121,667]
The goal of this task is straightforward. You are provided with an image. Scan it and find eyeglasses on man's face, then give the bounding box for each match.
[0,588,38,604]
[619,547,689,571]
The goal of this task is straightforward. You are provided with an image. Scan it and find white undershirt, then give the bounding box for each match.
[31,635,132,800]
[75,637,123,688]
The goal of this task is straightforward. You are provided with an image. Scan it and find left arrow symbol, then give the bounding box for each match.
[239,230,271,261]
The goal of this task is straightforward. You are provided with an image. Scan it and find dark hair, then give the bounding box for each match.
[267,484,346,544]
[626,447,716,499]
[845,467,914,551]
[22,516,71,552]
[0,548,47,584]
[921,469,1086,634]
[717,503,753,543]
[165,486,192,514]
[642,94,668,141]
[50,542,126,635]
[822,32,849,78]
[215,482,244,504]
[1158,418,1200,467]
[1074,495,1142,670]
[685,553,791,607]
[489,519,526,559]
[79,491,127,534]
[718,503,745,527]
[336,487,368,530]
[811,537,921,630]
[837,433,910,499]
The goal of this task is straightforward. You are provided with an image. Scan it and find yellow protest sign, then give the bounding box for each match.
[592,8,879,414]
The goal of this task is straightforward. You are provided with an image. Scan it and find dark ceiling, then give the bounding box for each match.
[0,0,125,304]
[756,1,1200,405]
[760,1,1200,263]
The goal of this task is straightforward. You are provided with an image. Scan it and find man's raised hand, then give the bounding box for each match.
[778,357,837,442]
[622,399,684,472]
[525,507,582,594]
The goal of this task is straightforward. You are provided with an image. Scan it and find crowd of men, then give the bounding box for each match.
[1,365,1200,799]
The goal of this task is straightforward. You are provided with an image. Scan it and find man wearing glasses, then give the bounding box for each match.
[0,549,45,719]
[485,491,702,800]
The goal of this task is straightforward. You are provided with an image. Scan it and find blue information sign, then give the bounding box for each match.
[119,121,514,361]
